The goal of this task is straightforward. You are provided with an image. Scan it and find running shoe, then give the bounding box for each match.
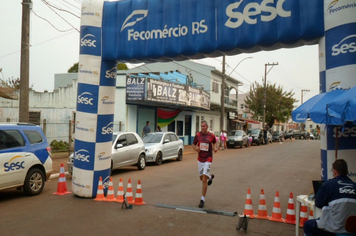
[199,200,205,208]
[208,174,215,186]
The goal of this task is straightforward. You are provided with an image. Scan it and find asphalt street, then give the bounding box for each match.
[0,139,321,236]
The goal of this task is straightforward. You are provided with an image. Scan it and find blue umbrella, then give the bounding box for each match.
[327,86,356,124]
[292,89,346,125]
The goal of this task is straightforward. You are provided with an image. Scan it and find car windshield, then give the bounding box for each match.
[229,130,243,136]
[142,133,163,143]
[249,129,260,135]
[273,131,279,135]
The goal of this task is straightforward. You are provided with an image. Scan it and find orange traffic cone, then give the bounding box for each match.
[308,208,314,219]
[299,203,309,227]
[256,189,269,219]
[134,180,145,205]
[105,177,116,202]
[126,178,134,204]
[269,191,285,223]
[243,188,256,218]
[285,192,296,224]
[94,176,106,201]
[115,178,124,203]
[53,163,71,195]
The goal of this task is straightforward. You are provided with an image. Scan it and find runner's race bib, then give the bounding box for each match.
[200,142,209,151]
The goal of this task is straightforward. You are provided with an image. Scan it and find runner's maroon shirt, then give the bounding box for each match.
[193,132,216,162]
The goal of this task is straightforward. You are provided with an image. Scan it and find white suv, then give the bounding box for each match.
[0,123,53,196]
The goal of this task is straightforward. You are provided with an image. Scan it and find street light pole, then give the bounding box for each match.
[19,0,31,122]
[262,62,278,128]
[220,56,253,132]
[301,89,310,104]
[220,56,226,132]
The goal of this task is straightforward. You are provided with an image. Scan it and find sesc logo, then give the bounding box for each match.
[81,34,97,47]
[74,149,90,162]
[78,92,94,105]
[105,67,117,79]
[333,127,356,138]
[4,155,25,172]
[102,176,110,189]
[225,0,291,29]
[332,34,356,56]
[102,122,114,135]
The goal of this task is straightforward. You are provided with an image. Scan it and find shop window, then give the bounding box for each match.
[168,121,175,132]
[177,121,183,136]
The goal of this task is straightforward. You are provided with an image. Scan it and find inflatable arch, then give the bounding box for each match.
[74,0,356,197]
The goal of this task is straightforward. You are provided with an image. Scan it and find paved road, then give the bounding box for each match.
[0,139,321,236]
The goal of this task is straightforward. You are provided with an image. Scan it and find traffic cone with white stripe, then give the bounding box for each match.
[299,203,309,227]
[243,188,256,218]
[308,208,314,219]
[126,178,134,204]
[94,176,106,201]
[133,180,145,205]
[53,163,71,195]
[269,191,285,223]
[105,177,116,202]
[256,189,269,219]
[115,178,124,203]
[285,192,296,224]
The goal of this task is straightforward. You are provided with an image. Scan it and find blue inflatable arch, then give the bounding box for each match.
[74,0,356,197]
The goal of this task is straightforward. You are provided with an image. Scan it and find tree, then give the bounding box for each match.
[68,62,128,73]
[244,82,297,128]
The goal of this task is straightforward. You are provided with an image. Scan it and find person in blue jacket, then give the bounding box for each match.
[304,159,356,236]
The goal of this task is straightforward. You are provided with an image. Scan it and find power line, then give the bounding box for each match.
[40,0,79,32]
[31,10,78,32]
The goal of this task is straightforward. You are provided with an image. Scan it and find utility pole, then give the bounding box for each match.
[301,89,310,104]
[262,62,278,128]
[19,0,31,122]
[220,56,226,132]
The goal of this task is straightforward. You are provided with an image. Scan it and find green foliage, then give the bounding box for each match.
[67,62,128,73]
[117,63,128,70]
[244,82,297,128]
[50,140,69,152]
[68,63,79,73]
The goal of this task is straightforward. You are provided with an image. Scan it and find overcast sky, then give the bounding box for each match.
[1,0,320,107]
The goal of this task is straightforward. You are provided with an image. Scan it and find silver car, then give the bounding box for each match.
[143,132,184,165]
[227,130,249,148]
[67,132,146,174]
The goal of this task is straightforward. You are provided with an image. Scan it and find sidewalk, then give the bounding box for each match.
[50,145,196,179]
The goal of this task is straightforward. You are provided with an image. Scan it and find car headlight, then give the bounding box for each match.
[145,148,152,154]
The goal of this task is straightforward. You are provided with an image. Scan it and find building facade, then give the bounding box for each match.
[0,61,242,145]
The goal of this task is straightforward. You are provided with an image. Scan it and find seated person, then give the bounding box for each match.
[304,159,356,236]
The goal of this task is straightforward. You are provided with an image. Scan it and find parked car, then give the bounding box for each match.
[67,132,146,175]
[284,130,292,140]
[247,128,264,146]
[307,132,315,140]
[227,130,249,148]
[0,123,53,196]
[272,131,284,142]
[143,132,184,165]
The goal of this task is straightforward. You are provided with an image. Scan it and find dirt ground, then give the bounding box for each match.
[51,151,71,173]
